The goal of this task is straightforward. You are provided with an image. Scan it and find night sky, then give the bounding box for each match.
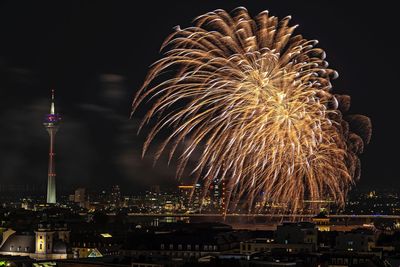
[0,1,398,194]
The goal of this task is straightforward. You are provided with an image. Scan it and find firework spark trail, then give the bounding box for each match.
[132,7,372,213]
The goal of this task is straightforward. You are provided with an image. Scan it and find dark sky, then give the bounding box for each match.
[0,1,398,195]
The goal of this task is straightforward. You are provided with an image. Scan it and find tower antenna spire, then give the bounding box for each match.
[50,89,56,115]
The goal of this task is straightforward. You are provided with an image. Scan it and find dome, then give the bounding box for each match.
[53,240,68,254]
[0,233,35,253]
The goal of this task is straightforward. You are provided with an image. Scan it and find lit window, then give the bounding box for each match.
[101,233,112,238]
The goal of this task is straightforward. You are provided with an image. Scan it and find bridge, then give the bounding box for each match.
[121,213,400,219]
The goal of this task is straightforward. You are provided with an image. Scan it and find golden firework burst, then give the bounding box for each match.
[132,7,372,213]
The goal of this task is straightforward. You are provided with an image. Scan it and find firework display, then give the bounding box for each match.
[132,7,372,212]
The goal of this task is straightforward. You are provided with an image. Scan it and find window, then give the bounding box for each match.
[40,244,42,250]
[48,244,50,249]
[213,245,217,251]
[187,244,191,250]
[40,235,43,239]
[169,244,173,250]
[178,244,182,250]
[203,245,208,251]
[161,244,165,250]
[195,245,199,251]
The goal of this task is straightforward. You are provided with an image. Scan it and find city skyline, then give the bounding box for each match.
[1,2,400,267]
[0,1,398,194]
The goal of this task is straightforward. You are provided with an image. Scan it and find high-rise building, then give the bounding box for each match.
[178,185,193,211]
[74,188,86,207]
[110,185,122,207]
[178,183,202,212]
[43,90,61,204]
[210,178,226,212]
[150,185,161,194]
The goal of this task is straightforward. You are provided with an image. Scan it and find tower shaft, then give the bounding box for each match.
[46,127,58,203]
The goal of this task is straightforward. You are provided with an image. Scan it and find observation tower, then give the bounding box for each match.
[43,89,61,204]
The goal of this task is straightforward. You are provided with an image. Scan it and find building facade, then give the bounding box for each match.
[0,222,71,260]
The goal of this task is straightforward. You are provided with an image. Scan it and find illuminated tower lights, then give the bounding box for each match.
[43,90,61,204]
